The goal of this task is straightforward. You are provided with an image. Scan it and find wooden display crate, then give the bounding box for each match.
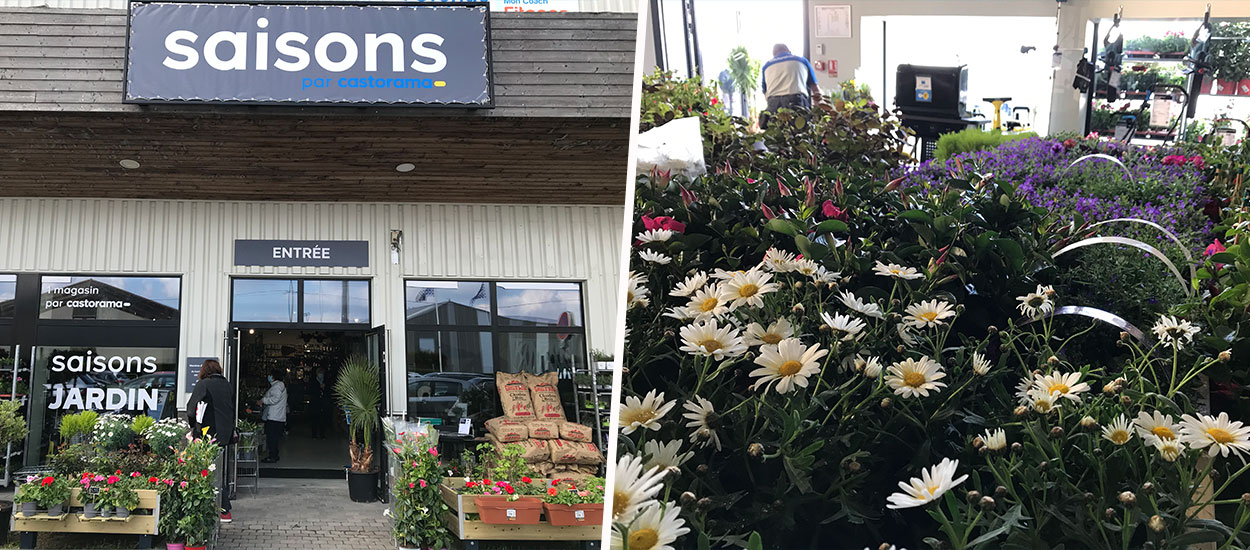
[12,488,159,549]
[438,481,600,550]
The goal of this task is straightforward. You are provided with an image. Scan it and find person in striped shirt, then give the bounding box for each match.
[761,43,822,128]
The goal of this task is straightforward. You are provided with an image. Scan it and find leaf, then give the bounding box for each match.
[967,504,1029,547]
[765,218,799,236]
[698,532,711,550]
[815,219,849,234]
[1211,251,1238,264]
[783,453,815,494]
[992,239,1025,272]
[794,234,829,261]
[747,532,764,550]
[899,210,933,223]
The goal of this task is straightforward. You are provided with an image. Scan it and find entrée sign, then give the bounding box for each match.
[234,240,370,267]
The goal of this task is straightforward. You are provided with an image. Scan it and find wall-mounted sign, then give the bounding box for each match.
[813,5,852,39]
[234,240,370,267]
[125,1,493,106]
[185,357,218,396]
[491,0,577,12]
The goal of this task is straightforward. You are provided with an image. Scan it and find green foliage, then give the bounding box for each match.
[93,446,157,477]
[16,476,72,509]
[1124,33,1189,54]
[543,477,604,505]
[335,355,381,473]
[839,80,873,104]
[1121,64,1185,92]
[129,414,155,436]
[935,128,1037,161]
[475,441,531,483]
[726,46,761,110]
[143,417,189,459]
[388,423,452,549]
[48,443,93,477]
[59,411,98,442]
[91,414,134,452]
[639,69,739,158]
[1210,22,1250,81]
[0,399,27,447]
[237,419,261,448]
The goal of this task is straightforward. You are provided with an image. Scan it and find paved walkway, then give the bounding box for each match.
[220,478,392,550]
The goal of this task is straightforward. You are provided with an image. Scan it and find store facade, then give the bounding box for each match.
[0,2,633,474]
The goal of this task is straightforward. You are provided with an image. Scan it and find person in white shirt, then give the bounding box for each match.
[257,370,288,463]
[761,43,822,128]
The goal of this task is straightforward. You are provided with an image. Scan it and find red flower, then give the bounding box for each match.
[1062,138,1077,149]
[201,469,209,477]
[149,476,158,483]
[409,482,415,489]
[466,481,477,488]
[1207,239,1226,256]
[107,475,119,484]
[710,97,718,105]
[641,215,686,234]
[679,185,698,207]
[547,487,558,496]
[821,200,849,222]
[130,472,140,478]
[505,485,515,495]
[1191,155,1205,169]
[41,476,53,486]
[1162,154,1186,166]
[483,478,492,486]
[521,476,531,484]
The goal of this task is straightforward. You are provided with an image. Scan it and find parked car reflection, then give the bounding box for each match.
[406,372,496,430]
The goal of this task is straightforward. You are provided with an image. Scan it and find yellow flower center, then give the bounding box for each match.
[762,333,783,345]
[1151,426,1176,440]
[918,311,939,322]
[1208,427,1236,444]
[621,408,656,427]
[1109,430,1130,445]
[1047,383,1070,395]
[699,339,722,353]
[627,290,635,302]
[903,371,927,388]
[738,283,759,298]
[926,484,941,497]
[700,297,719,312]
[1028,296,1045,307]
[1035,400,1053,413]
[612,491,630,518]
[778,360,803,376]
[628,528,660,550]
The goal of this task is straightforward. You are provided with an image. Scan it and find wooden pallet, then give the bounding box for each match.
[438,482,600,549]
[12,488,159,549]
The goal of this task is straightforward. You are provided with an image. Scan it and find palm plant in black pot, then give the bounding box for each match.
[335,355,381,502]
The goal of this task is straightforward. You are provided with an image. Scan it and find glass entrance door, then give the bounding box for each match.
[366,324,388,502]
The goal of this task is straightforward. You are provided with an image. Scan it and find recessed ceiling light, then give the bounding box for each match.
[119,159,141,169]
[395,163,415,173]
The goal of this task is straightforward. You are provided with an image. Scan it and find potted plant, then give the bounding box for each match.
[236,419,261,460]
[59,410,98,445]
[112,473,142,518]
[32,475,69,516]
[387,424,452,550]
[14,476,44,516]
[143,417,190,459]
[542,477,604,526]
[334,355,382,503]
[464,443,544,524]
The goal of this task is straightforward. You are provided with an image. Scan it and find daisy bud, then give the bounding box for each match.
[1043,287,1055,296]
[1119,331,1130,342]
[1104,508,1117,519]
[879,545,894,550]
[1220,350,1232,363]
[663,329,676,340]
[1120,395,1133,407]
[697,464,709,474]
[819,324,832,333]
[697,497,711,511]
[965,490,981,503]
[972,436,985,449]
[1084,492,1095,502]
[1143,543,1155,550]
[680,491,697,506]
[1038,461,1048,471]
[978,446,989,456]
[880,398,892,409]
[747,443,764,459]
[793,281,803,290]
[1047,355,1059,366]
[1080,416,1098,429]
[987,325,998,334]
[891,298,901,307]
[1241,493,1250,506]
[792,303,805,314]
[955,304,965,313]
[1103,382,1119,395]
[895,345,905,353]
[1010,442,1022,453]
[1013,406,1028,417]
[1118,491,1136,506]
[665,466,682,478]
[995,486,1008,498]
[1050,426,1064,438]
[1211,469,1222,481]
[1141,482,1154,494]
[979,496,996,511]
[845,461,862,472]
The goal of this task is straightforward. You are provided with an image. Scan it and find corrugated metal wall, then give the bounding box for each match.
[0,0,637,11]
[0,198,625,414]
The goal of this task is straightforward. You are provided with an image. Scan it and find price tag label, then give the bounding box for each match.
[458,418,472,436]
[506,509,517,520]
[574,510,586,520]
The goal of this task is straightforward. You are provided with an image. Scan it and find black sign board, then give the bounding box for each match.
[124,1,493,106]
[185,356,218,396]
[234,240,370,267]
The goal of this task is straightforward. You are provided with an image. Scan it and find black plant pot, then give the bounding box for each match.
[347,471,378,502]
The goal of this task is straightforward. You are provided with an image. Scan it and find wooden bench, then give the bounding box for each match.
[11,488,160,549]
[439,482,600,550]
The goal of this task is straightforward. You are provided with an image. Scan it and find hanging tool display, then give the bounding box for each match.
[1182,5,1214,119]
[1100,7,1125,100]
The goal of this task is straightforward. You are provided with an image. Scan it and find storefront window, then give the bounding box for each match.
[232,279,299,323]
[39,276,180,321]
[404,280,586,429]
[496,282,583,327]
[405,281,490,326]
[0,275,15,318]
[27,346,178,460]
[303,279,370,324]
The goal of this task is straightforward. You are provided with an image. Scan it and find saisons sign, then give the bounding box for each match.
[124,1,493,105]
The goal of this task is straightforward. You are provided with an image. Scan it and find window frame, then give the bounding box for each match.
[229,276,373,328]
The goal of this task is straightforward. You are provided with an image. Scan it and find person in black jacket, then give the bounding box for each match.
[186,359,236,523]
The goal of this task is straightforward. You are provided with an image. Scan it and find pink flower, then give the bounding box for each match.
[107,475,119,484]
[179,481,188,489]
[1207,239,1226,256]
[164,479,174,486]
[429,448,438,457]
[419,479,427,488]
[577,491,589,497]
[409,482,415,489]
[777,179,792,197]
[821,200,849,222]
[761,203,776,220]
[1162,154,1186,166]
[641,215,686,233]
[679,185,698,207]
[1191,155,1205,169]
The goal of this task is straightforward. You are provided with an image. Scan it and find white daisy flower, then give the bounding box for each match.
[636,229,674,244]
[750,338,829,394]
[981,428,1007,451]
[677,318,747,360]
[661,307,696,321]
[1029,371,1091,403]
[761,248,797,272]
[642,439,693,472]
[626,271,650,309]
[1134,410,1180,443]
[743,317,795,347]
[639,250,672,265]
[971,352,991,375]
[1015,285,1055,318]
[1030,392,1060,414]
[670,272,709,297]
[611,454,667,522]
[1180,412,1250,459]
[903,299,957,329]
[897,323,920,346]
[610,502,690,550]
[791,259,820,278]
[885,457,968,509]
[820,311,867,341]
[844,354,883,378]
[838,290,884,320]
[873,260,924,280]
[1153,437,1185,462]
[709,268,744,280]
[619,390,676,435]
[885,356,947,398]
[1102,415,1133,445]
[1152,315,1200,350]
[682,396,721,451]
[812,266,839,284]
[723,269,780,310]
[685,284,729,320]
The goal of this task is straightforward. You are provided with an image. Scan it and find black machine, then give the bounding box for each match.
[894,64,979,161]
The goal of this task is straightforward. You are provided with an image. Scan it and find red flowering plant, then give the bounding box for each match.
[384,423,451,550]
[154,432,220,546]
[15,474,70,509]
[541,477,604,506]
